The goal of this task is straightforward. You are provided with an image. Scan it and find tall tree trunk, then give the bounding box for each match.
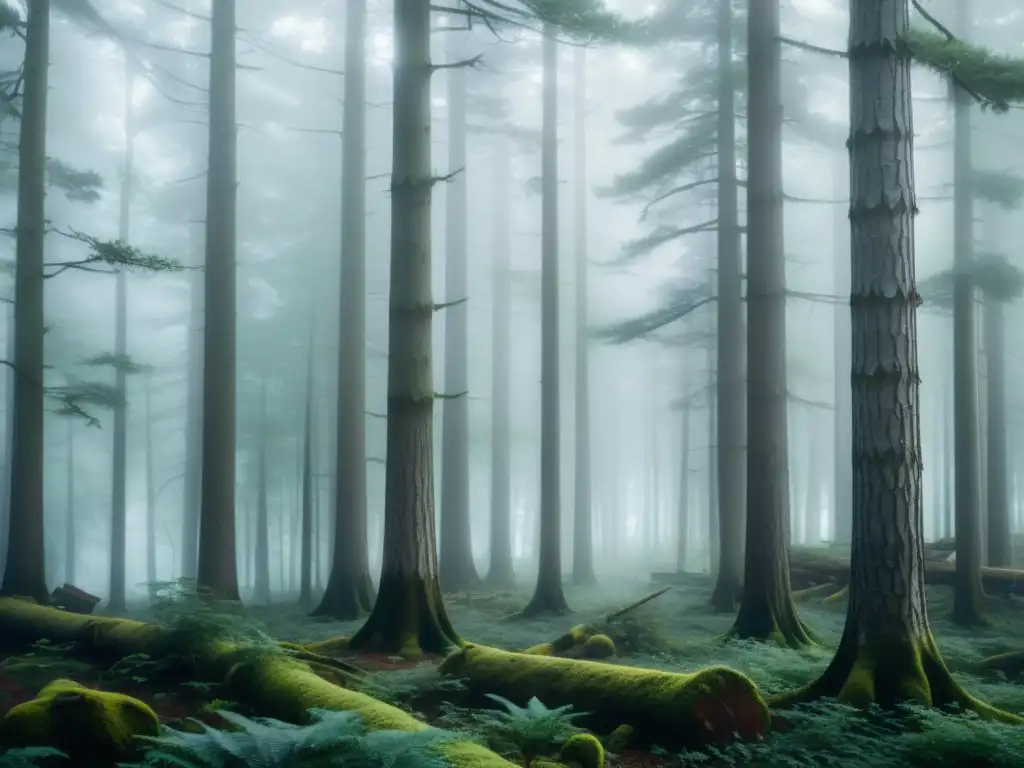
[109,56,135,614]
[299,329,315,605]
[804,420,822,546]
[439,33,479,594]
[949,0,985,627]
[677,393,691,572]
[314,0,375,619]
[706,343,719,574]
[943,372,954,538]
[571,47,596,587]
[64,419,75,585]
[983,297,1009,567]
[779,0,984,710]
[1,0,50,602]
[253,382,271,604]
[732,0,810,646]
[832,153,852,546]
[181,193,204,581]
[486,135,515,588]
[710,0,745,613]
[523,26,569,617]
[347,0,460,656]
[145,373,157,586]
[197,0,240,601]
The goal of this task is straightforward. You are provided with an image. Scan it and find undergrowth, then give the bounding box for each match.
[0,748,66,767]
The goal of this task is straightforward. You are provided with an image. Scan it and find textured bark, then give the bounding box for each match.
[196,0,240,601]
[1,0,50,603]
[523,28,570,618]
[253,382,271,604]
[732,0,811,647]
[109,58,135,614]
[314,0,375,620]
[347,0,459,656]
[776,0,998,712]
[64,419,76,585]
[711,0,745,612]
[803,421,822,546]
[831,154,852,545]
[486,136,515,589]
[706,343,719,574]
[298,334,314,605]
[571,47,596,587]
[439,34,479,594]
[983,298,1010,568]
[942,375,954,538]
[676,398,691,572]
[145,374,156,586]
[949,0,984,626]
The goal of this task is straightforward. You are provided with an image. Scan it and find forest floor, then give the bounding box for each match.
[1,563,1024,766]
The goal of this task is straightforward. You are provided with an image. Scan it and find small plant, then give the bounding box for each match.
[469,695,589,767]
[0,747,66,767]
[127,707,456,768]
[355,666,466,714]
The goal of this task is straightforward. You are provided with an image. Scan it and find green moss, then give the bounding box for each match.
[521,625,598,657]
[582,635,616,660]
[439,643,770,748]
[0,678,159,760]
[560,732,605,768]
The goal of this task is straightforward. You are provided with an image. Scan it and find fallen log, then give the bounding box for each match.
[0,598,519,768]
[439,643,770,749]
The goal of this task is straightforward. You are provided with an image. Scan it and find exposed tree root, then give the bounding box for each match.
[520,625,616,659]
[792,581,838,602]
[771,629,1022,723]
[346,574,461,658]
[823,585,848,603]
[310,572,375,621]
[972,650,1024,680]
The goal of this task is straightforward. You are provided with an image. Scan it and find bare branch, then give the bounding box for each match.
[433,297,468,311]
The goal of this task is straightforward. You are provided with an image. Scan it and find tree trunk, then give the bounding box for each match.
[253,382,271,604]
[831,153,852,546]
[1,0,50,603]
[439,33,479,594]
[299,329,315,605]
[732,0,810,646]
[706,343,718,574]
[346,0,460,656]
[803,421,821,546]
[314,0,375,620]
[109,56,135,615]
[64,419,76,585]
[983,297,1009,567]
[486,135,515,588]
[523,26,569,618]
[145,374,157,586]
[949,0,985,626]
[181,192,204,582]
[571,47,596,587]
[677,394,691,572]
[197,0,240,601]
[778,0,990,710]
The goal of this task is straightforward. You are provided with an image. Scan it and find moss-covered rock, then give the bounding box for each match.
[521,624,599,657]
[560,732,605,768]
[440,643,770,749]
[582,634,616,659]
[0,679,160,760]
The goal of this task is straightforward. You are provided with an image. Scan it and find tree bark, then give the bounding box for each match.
[486,135,515,589]
[523,26,569,617]
[196,0,240,601]
[777,0,1000,712]
[831,153,852,546]
[439,33,480,594]
[983,297,1009,567]
[64,419,76,586]
[676,395,691,572]
[803,421,821,546]
[314,0,375,620]
[347,0,460,656]
[2,0,50,603]
[253,381,271,604]
[109,56,135,615]
[732,0,810,646]
[299,330,314,605]
[571,47,596,587]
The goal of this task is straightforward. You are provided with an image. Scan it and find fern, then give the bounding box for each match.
[128,708,456,768]
[467,695,589,767]
[0,748,67,767]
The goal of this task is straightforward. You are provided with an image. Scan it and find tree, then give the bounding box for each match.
[775,0,1016,717]
[729,0,811,647]
[196,0,240,601]
[313,0,375,621]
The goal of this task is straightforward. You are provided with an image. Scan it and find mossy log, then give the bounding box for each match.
[972,650,1024,680]
[0,678,160,761]
[439,643,770,749]
[0,598,520,768]
[520,625,616,659]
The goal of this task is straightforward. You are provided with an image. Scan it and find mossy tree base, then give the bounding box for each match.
[729,594,817,650]
[710,574,740,614]
[972,650,1024,680]
[440,555,482,595]
[771,630,1021,723]
[346,573,460,658]
[311,571,376,621]
[950,601,991,629]
[521,580,571,618]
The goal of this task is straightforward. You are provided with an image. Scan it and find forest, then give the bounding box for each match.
[0,0,1022,766]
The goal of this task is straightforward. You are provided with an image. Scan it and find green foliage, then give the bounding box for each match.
[0,748,66,767]
[47,230,183,277]
[45,158,103,204]
[81,352,154,375]
[593,280,715,343]
[474,0,624,41]
[919,253,1024,309]
[453,695,588,766]
[0,2,22,34]
[0,639,93,691]
[970,169,1024,209]
[907,27,1024,112]
[128,708,456,768]
[354,666,467,715]
[47,380,125,427]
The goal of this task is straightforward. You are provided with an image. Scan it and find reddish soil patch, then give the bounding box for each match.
[348,653,441,672]
[610,751,672,767]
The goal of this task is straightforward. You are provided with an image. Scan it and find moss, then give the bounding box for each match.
[521,625,598,657]
[0,678,159,760]
[439,643,770,749]
[603,724,633,752]
[582,635,616,660]
[299,636,350,656]
[973,650,1024,680]
[560,732,604,768]
[772,630,1023,724]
